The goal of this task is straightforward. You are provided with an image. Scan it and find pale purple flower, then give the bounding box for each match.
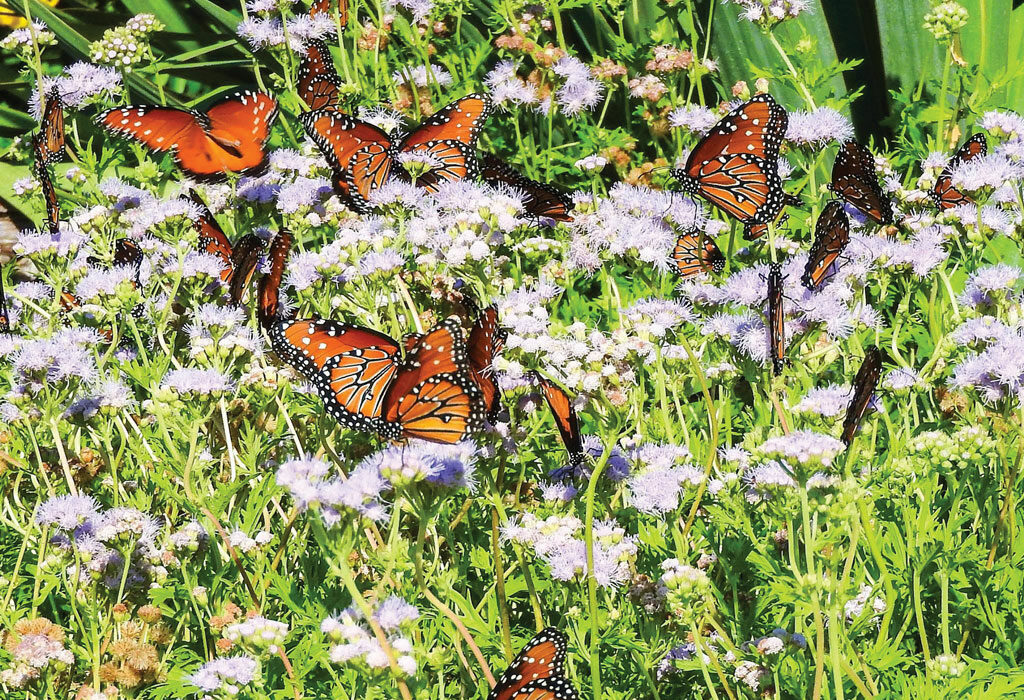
[389,0,434,21]
[356,106,406,134]
[270,149,320,176]
[951,317,1010,345]
[786,107,854,145]
[238,17,299,50]
[29,62,122,117]
[65,380,136,419]
[161,368,235,395]
[373,597,419,630]
[392,64,452,88]
[316,463,390,524]
[181,252,231,280]
[792,385,852,417]
[289,13,336,43]
[958,264,1021,308]
[627,462,703,514]
[759,430,845,468]
[238,172,280,203]
[883,368,920,392]
[189,656,259,693]
[17,228,87,256]
[669,105,719,133]
[277,176,331,214]
[35,494,99,531]
[75,265,137,301]
[552,57,604,116]
[485,60,539,107]
[982,110,1024,139]
[93,507,160,546]
[952,153,1024,190]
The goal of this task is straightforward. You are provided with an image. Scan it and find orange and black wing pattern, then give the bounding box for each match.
[671,94,796,240]
[766,262,785,376]
[467,305,507,422]
[841,347,883,446]
[829,141,894,225]
[227,234,265,305]
[190,193,234,281]
[258,229,294,329]
[533,373,585,469]
[0,266,10,333]
[802,200,850,290]
[487,628,578,700]
[479,154,573,222]
[298,39,342,111]
[671,230,725,279]
[35,85,65,165]
[932,133,987,211]
[382,318,486,443]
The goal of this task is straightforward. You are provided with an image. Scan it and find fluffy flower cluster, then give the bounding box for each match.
[0,618,75,689]
[321,597,420,676]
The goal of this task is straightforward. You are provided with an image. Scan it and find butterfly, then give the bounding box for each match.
[671,94,797,240]
[802,200,850,291]
[298,39,342,111]
[257,229,295,329]
[190,194,266,305]
[829,141,894,225]
[532,373,585,475]
[97,91,279,181]
[301,93,492,213]
[487,627,578,700]
[0,265,10,333]
[33,155,60,234]
[671,230,725,279]
[932,133,987,211]
[34,85,65,165]
[841,347,882,446]
[479,154,574,222]
[466,304,507,422]
[310,0,347,27]
[766,262,785,376]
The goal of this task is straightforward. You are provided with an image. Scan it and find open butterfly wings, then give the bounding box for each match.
[766,263,785,375]
[298,39,342,111]
[302,94,493,212]
[802,200,850,290]
[671,231,725,279]
[479,154,574,222]
[98,91,279,181]
[672,94,795,240]
[487,628,578,700]
[842,347,883,446]
[932,134,987,211]
[830,141,894,225]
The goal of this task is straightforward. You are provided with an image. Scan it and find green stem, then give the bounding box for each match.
[584,438,619,700]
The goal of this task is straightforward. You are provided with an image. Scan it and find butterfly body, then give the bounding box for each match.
[467,305,507,422]
[190,194,265,303]
[842,347,882,445]
[533,373,585,475]
[35,86,65,166]
[98,91,278,181]
[671,230,725,279]
[766,262,786,376]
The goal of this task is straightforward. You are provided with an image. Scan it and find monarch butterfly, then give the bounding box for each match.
[301,93,492,213]
[97,91,279,181]
[841,347,882,446]
[190,194,265,305]
[829,141,894,225]
[671,230,725,279]
[34,85,65,166]
[766,262,785,376]
[478,154,574,222]
[257,229,294,329]
[298,39,342,111]
[32,150,60,234]
[310,0,347,27]
[533,373,585,474]
[802,200,850,291]
[932,133,987,211]
[487,627,578,700]
[0,265,10,333]
[671,94,797,240]
[467,304,507,422]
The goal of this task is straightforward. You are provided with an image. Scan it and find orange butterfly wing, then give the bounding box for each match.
[401,93,492,150]
[190,193,234,281]
[227,234,264,305]
[534,374,584,466]
[479,154,573,222]
[829,141,894,225]
[35,86,65,165]
[932,133,987,211]
[258,229,293,328]
[382,319,485,443]
[298,40,341,111]
[407,140,477,192]
[841,347,883,446]
[301,110,394,212]
[671,231,725,279]
[802,200,850,290]
[487,629,575,700]
[467,306,506,421]
[0,265,10,333]
[33,157,60,234]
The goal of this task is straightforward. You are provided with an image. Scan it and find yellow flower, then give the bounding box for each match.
[0,0,59,29]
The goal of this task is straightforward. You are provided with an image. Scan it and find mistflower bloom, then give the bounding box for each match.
[390,0,434,21]
[289,13,337,42]
[628,74,668,102]
[35,495,100,531]
[484,60,539,107]
[392,64,452,88]
[276,176,332,214]
[276,458,333,511]
[373,597,420,631]
[160,368,235,395]
[0,21,56,53]
[623,298,695,337]
[657,643,698,679]
[982,109,1024,140]
[65,380,137,420]
[957,264,1021,308]
[951,153,1024,191]
[660,558,715,624]
[92,507,160,547]
[29,62,122,116]
[669,105,720,133]
[188,655,259,694]
[317,463,391,524]
[123,196,201,236]
[17,228,87,256]
[75,265,138,302]
[627,461,704,514]
[728,0,812,25]
[791,384,853,417]
[844,584,887,625]
[366,440,478,489]
[785,107,854,145]
[223,617,289,655]
[646,45,694,73]
[758,430,846,470]
[357,105,406,134]
[552,56,604,116]
[0,618,75,689]
[883,367,921,392]
[575,154,608,171]
[237,17,297,50]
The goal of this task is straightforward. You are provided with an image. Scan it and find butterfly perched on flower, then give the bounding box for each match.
[189,194,265,305]
[259,229,486,444]
[32,150,60,234]
[97,91,279,181]
[465,302,507,422]
[478,153,574,222]
[766,262,786,376]
[829,141,894,225]
[301,93,492,213]
[298,39,342,111]
[487,627,579,700]
[34,85,65,166]
[309,0,347,28]
[671,94,798,240]
[0,265,11,333]
[802,200,850,291]
[532,373,585,476]
[932,133,987,211]
[671,230,725,279]
[842,347,883,446]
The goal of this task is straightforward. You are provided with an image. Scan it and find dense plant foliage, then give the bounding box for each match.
[2,0,1024,698]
